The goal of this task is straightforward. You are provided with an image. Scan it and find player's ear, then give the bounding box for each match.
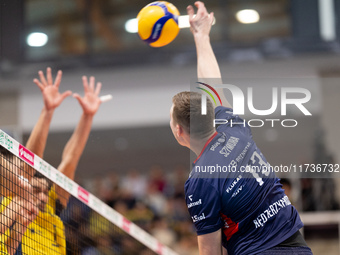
[176,124,184,137]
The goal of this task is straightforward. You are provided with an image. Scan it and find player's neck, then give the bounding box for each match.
[190,131,216,156]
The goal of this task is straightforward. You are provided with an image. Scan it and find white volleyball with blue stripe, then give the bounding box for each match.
[137,1,180,47]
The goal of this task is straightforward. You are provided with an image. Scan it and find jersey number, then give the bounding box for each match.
[247,151,271,186]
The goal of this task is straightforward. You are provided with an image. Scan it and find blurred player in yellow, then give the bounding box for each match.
[1,67,103,254]
[0,172,38,255]
[0,148,33,199]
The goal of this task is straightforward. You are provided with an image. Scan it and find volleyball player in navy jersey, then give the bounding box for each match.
[170,2,313,254]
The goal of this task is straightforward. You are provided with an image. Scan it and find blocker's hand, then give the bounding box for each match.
[73,76,102,116]
[187,1,214,37]
[33,67,72,111]
[16,195,39,227]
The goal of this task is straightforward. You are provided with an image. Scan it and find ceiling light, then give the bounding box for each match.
[178,15,216,28]
[125,19,138,33]
[236,9,260,24]
[27,32,48,47]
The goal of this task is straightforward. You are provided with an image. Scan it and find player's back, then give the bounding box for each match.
[185,106,303,255]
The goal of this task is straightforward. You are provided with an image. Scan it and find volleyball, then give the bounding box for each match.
[137,1,180,47]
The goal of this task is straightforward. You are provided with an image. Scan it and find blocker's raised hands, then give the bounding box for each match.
[33,67,72,111]
[73,76,102,116]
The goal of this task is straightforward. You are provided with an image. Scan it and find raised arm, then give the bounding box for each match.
[188,1,231,108]
[25,68,71,179]
[56,76,102,207]
[26,67,72,158]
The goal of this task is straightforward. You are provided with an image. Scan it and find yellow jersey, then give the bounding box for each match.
[0,239,8,255]
[0,196,13,255]
[0,187,66,255]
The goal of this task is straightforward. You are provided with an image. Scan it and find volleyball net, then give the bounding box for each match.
[0,129,178,255]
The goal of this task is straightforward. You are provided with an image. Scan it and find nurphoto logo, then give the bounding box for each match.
[197,82,312,128]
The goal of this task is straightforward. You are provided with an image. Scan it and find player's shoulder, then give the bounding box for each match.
[0,197,12,214]
[185,175,220,199]
[0,240,9,255]
[215,106,253,136]
[0,196,12,206]
[214,106,234,118]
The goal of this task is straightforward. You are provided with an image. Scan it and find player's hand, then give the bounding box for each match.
[12,177,32,204]
[187,1,214,37]
[15,186,38,227]
[73,76,102,116]
[12,180,35,221]
[17,176,33,201]
[17,201,39,227]
[33,67,72,111]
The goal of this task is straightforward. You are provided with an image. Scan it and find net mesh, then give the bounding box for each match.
[0,130,177,255]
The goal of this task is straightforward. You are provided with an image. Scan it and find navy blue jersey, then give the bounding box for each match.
[185,106,303,255]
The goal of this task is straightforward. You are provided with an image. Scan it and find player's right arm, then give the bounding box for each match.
[185,179,226,254]
[0,179,36,235]
[198,230,223,255]
[188,1,231,108]
[4,197,38,255]
[25,67,71,179]
[56,76,102,208]
[0,199,19,235]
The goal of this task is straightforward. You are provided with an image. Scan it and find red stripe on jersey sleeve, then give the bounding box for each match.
[220,212,239,241]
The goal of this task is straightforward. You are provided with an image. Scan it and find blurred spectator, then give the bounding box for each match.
[119,189,137,209]
[144,182,167,216]
[61,197,92,255]
[165,197,189,222]
[113,200,129,215]
[312,178,339,211]
[301,178,316,211]
[105,173,122,208]
[311,155,339,211]
[149,165,167,193]
[126,202,154,231]
[82,234,113,255]
[166,164,188,198]
[174,235,199,255]
[280,178,292,199]
[121,169,147,200]
[151,217,176,247]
